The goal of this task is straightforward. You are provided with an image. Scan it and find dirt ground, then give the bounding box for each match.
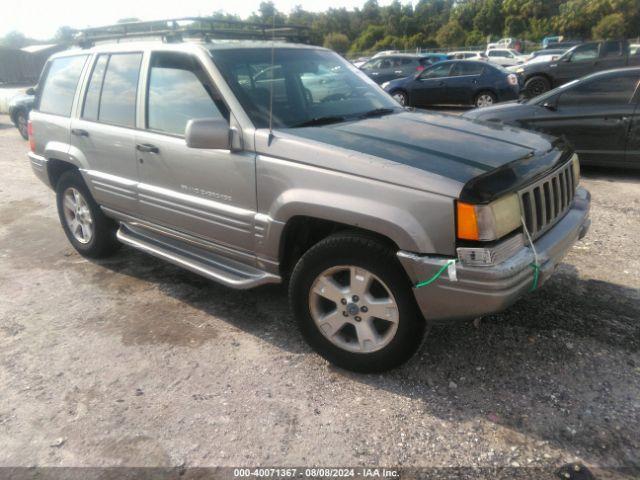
[0,114,638,478]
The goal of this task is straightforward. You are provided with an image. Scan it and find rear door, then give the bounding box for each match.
[447,62,484,105]
[528,72,639,165]
[70,51,143,215]
[410,62,453,106]
[134,50,257,252]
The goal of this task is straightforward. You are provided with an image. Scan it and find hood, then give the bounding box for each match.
[8,94,35,108]
[462,100,529,120]
[285,110,570,202]
[383,76,414,90]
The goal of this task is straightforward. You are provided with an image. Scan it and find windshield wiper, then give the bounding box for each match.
[291,116,346,128]
[358,108,396,119]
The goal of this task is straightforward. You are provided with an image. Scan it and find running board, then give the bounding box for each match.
[116,225,281,289]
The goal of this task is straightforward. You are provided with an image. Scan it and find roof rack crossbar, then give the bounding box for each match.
[73,17,311,47]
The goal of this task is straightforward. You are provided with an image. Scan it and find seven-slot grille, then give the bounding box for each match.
[519,160,576,239]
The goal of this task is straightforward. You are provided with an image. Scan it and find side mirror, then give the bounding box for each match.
[26,87,36,95]
[541,101,557,111]
[185,118,231,150]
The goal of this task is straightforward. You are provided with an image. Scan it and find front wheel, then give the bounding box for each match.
[289,232,425,373]
[475,91,497,108]
[524,75,550,98]
[56,170,121,258]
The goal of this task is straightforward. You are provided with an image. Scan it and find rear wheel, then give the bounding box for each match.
[525,75,551,98]
[56,170,120,258]
[16,110,28,140]
[475,91,497,108]
[289,232,425,372]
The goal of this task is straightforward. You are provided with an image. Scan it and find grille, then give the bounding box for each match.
[519,160,576,239]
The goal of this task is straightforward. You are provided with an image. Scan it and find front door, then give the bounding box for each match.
[553,43,599,86]
[135,50,257,253]
[529,72,639,165]
[410,62,453,106]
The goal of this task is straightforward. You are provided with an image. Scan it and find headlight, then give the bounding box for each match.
[571,153,580,186]
[457,193,521,241]
[516,67,524,74]
[381,81,390,89]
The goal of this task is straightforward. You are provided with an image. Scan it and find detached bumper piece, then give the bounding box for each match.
[398,187,590,323]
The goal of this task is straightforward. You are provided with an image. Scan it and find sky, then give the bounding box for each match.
[2,0,398,40]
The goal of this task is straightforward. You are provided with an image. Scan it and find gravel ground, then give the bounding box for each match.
[0,113,638,479]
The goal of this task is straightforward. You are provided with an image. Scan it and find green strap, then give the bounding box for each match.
[529,263,540,292]
[415,260,456,288]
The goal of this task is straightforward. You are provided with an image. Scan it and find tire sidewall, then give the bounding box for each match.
[55,170,118,257]
[525,76,550,97]
[16,111,28,140]
[290,234,424,372]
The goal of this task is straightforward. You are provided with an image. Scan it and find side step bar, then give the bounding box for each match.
[116,225,281,289]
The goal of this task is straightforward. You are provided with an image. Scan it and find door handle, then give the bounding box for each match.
[136,143,159,154]
[394,70,403,74]
[71,128,89,137]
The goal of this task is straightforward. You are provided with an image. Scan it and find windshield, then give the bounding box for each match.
[209,48,399,128]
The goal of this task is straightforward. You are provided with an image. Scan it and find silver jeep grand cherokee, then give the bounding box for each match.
[27,39,590,372]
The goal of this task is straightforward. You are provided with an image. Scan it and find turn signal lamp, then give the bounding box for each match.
[456,194,521,241]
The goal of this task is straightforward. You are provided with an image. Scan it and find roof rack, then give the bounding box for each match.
[74,17,311,47]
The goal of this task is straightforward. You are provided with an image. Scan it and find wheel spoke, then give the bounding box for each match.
[365,298,399,324]
[318,310,347,338]
[312,275,346,304]
[349,267,372,297]
[355,319,378,352]
[64,194,75,212]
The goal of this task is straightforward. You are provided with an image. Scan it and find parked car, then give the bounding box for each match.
[516,40,640,97]
[28,37,590,372]
[463,67,640,169]
[359,54,441,84]
[447,51,487,60]
[487,37,515,50]
[8,93,34,140]
[382,60,520,108]
[485,48,526,67]
[631,44,640,55]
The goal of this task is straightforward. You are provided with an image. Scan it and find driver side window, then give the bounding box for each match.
[147,52,228,136]
[570,44,598,62]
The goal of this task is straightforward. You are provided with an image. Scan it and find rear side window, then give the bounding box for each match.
[557,74,639,107]
[452,62,484,76]
[39,55,88,116]
[601,41,622,58]
[146,51,228,136]
[98,53,142,127]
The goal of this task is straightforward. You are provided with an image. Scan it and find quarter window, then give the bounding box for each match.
[146,52,228,136]
[38,55,88,116]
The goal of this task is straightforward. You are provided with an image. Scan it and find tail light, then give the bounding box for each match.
[507,74,518,86]
[28,120,35,152]
[416,65,425,72]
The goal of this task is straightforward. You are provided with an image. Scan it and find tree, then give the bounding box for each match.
[54,26,75,43]
[592,13,625,39]
[0,31,28,48]
[323,32,350,53]
[349,24,385,53]
[435,19,466,47]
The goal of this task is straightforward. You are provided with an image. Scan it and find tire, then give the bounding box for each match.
[474,91,497,108]
[289,232,425,373]
[524,75,550,98]
[55,170,120,258]
[390,90,408,106]
[16,110,28,140]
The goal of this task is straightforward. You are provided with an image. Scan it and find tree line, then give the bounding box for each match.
[2,0,639,56]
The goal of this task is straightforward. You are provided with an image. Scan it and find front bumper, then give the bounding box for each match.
[398,187,590,322]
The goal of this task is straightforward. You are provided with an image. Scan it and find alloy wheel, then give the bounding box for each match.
[62,187,94,244]
[476,94,494,108]
[308,265,399,353]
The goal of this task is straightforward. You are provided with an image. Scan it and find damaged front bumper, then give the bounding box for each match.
[398,187,591,323]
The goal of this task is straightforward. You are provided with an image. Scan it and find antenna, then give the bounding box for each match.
[268,13,276,144]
